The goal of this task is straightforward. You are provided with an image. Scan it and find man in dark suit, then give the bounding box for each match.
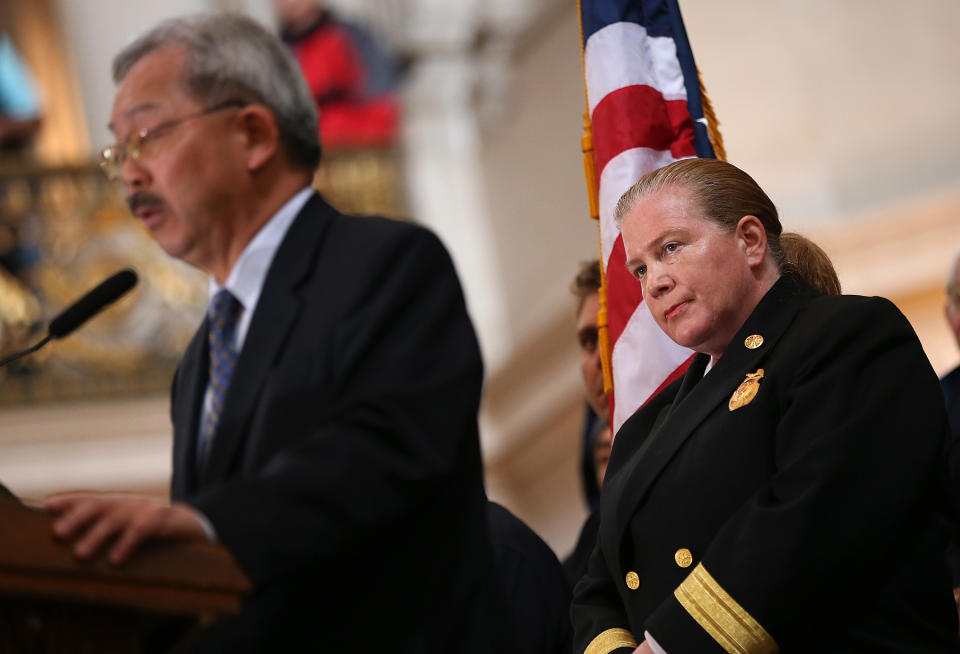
[44,13,513,652]
[944,253,960,440]
[942,253,960,606]
[563,260,612,589]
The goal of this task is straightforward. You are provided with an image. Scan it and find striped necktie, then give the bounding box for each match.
[197,289,242,471]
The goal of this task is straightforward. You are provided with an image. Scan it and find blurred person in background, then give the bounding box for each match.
[487,500,573,654]
[941,251,960,624]
[0,31,41,154]
[563,259,613,589]
[943,251,960,442]
[0,30,42,281]
[272,0,400,147]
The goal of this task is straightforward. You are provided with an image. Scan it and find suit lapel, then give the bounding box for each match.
[608,275,814,562]
[199,194,337,486]
[171,321,209,500]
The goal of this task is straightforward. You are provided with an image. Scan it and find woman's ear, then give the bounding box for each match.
[736,214,769,268]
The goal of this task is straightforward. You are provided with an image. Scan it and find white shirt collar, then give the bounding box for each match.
[208,187,313,348]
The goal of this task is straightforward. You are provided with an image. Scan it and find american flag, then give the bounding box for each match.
[579,0,722,435]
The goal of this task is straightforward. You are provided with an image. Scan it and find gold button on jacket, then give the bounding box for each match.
[674,548,693,568]
[625,571,640,590]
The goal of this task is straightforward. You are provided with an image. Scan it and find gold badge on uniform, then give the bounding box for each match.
[744,334,764,349]
[729,369,764,411]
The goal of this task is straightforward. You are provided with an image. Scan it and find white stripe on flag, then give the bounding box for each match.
[611,301,693,433]
[598,147,679,265]
[584,22,686,115]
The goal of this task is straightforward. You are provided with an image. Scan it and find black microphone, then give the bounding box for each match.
[0,268,138,368]
[48,268,138,338]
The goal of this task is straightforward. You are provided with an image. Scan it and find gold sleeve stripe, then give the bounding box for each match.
[584,627,637,654]
[674,563,778,654]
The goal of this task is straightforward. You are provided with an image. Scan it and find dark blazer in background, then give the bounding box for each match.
[170,194,514,652]
[488,501,572,654]
[941,365,960,585]
[573,275,958,654]
[563,509,600,591]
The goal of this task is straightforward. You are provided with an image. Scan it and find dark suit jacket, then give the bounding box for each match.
[944,365,960,455]
[944,366,960,406]
[941,365,960,585]
[169,194,514,652]
[563,509,600,591]
[488,502,572,654]
[572,275,958,654]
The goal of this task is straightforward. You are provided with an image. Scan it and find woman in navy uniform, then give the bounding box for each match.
[571,159,957,654]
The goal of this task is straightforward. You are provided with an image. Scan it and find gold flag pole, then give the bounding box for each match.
[578,0,614,395]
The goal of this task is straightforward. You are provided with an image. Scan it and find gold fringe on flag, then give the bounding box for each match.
[698,67,727,162]
[581,113,600,221]
[596,275,613,395]
[578,0,615,396]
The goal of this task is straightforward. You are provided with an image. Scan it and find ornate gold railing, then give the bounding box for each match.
[0,148,406,406]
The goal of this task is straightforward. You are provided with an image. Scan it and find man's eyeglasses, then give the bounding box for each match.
[99,100,245,181]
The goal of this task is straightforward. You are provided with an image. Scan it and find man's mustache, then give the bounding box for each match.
[127,192,166,215]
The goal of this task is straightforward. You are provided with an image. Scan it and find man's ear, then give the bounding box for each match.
[736,214,769,268]
[235,105,280,172]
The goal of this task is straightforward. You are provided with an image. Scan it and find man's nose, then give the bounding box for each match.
[592,349,603,370]
[120,154,149,190]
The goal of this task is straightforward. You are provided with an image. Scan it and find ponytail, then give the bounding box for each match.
[780,232,841,295]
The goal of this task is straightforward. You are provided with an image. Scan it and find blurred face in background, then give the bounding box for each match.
[577,291,609,424]
[947,257,960,349]
[271,0,324,28]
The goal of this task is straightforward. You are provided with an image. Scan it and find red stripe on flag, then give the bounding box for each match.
[639,354,695,409]
[592,85,697,177]
[604,235,645,348]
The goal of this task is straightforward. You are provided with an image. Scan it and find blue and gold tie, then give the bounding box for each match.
[197,289,242,471]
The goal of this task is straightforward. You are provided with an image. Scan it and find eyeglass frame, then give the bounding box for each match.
[99,99,246,180]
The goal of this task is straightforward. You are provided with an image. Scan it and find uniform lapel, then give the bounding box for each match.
[665,353,709,412]
[608,275,814,560]
[199,194,336,486]
[171,321,209,500]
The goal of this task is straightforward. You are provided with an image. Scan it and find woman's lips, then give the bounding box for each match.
[665,300,689,320]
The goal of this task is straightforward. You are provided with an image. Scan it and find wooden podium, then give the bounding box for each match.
[0,498,251,653]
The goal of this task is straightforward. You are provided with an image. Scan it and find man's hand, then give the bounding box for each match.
[634,642,654,654]
[44,493,208,564]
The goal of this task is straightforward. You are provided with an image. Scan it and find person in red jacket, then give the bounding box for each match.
[272,0,400,147]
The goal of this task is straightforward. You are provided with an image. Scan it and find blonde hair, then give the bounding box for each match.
[615,159,840,295]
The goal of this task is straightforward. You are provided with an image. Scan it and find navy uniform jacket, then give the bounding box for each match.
[169,194,514,652]
[572,274,958,654]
